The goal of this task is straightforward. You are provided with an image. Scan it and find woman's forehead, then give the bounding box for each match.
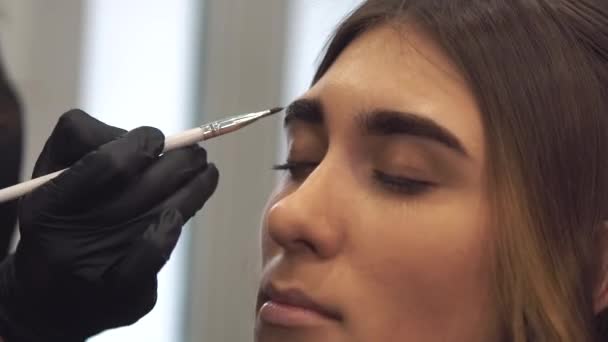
[305,24,485,165]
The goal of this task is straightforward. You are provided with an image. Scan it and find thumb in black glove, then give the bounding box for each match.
[0,109,219,341]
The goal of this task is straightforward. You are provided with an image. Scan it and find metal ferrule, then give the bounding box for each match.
[199,110,270,140]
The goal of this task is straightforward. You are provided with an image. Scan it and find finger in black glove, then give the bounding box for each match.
[0,110,218,341]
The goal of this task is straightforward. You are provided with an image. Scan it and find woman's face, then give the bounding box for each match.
[256,24,497,342]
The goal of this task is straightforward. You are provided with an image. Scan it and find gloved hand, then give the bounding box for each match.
[0,110,219,341]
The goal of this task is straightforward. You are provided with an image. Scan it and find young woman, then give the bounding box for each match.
[255,1,608,341]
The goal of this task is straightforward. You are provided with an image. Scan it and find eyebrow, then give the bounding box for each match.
[283,98,469,158]
[358,110,469,157]
[283,98,324,126]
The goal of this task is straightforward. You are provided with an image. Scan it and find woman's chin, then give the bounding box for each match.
[254,317,343,342]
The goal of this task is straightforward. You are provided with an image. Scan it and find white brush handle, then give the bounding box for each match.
[0,128,205,203]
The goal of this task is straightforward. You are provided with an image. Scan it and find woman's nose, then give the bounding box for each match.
[265,167,346,259]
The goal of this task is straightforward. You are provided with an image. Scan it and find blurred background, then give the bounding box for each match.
[0,0,363,341]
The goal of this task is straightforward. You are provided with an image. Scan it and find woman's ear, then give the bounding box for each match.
[594,221,608,314]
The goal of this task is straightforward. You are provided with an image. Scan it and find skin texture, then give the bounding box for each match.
[256,24,500,342]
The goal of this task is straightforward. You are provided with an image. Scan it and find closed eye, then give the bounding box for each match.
[373,170,435,196]
[272,161,319,182]
[272,162,435,196]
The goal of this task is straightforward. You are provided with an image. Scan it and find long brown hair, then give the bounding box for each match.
[312,1,608,341]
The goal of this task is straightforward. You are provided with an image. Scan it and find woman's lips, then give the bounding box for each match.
[258,284,342,327]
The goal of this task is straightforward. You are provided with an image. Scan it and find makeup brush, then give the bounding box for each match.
[0,107,283,203]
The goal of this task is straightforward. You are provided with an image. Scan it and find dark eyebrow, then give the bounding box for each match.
[357,110,469,157]
[283,98,324,127]
[283,99,469,157]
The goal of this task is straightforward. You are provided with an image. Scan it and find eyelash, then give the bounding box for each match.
[371,170,434,196]
[272,161,318,182]
[272,161,434,196]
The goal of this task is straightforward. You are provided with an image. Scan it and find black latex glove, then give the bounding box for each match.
[0,67,23,260]
[0,110,219,341]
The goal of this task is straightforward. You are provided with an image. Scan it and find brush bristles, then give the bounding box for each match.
[269,107,284,115]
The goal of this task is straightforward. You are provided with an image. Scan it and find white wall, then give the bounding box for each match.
[184,1,287,340]
[0,0,84,179]
[82,1,200,341]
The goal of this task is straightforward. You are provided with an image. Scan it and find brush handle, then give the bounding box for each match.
[0,128,205,203]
